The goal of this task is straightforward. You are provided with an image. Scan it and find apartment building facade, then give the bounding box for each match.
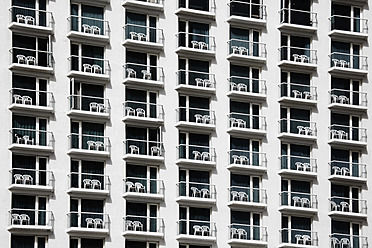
[0,0,371,247]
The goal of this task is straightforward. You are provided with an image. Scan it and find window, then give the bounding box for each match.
[280,107,312,135]
[178,58,212,87]
[12,33,50,67]
[331,77,363,106]
[281,34,311,62]
[230,100,260,129]
[70,160,106,190]
[12,74,49,107]
[281,179,314,208]
[230,210,261,240]
[70,79,105,112]
[125,51,158,80]
[125,88,158,118]
[179,206,211,235]
[230,174,261,203]
[12,154,49,186]
[281,143,311,171]
[70,198,104,228]
[13,115,48,146]
[70,238,104,248]
[179,95,212,123]
[125,126,161,156]
[125,11,158,42]
[331,3,361,32]
[331,41,360,69]
[330,148,361,177]
[331,221,362,248]
[229,0,263,19]
[71,3,105,35]
[229,27,260,56]
[126,164,159,194]
[179,132,211,160]
[282,215,313,245]
[126,202,159,232]
[179,169,211,198]
[11,235,47,248]
[11,194,48,226]
[281,71,313,99]
[70,121,105,150]
[229,64,261,93]
[280,0,312,26]
[178,21,211,49]
[126,241,157,248]
[330,112,361,141]
[70,43,105,73]
[229,137,260,166]
[179,0,210,12]
[11,0,48,27]
[330,184,363,213]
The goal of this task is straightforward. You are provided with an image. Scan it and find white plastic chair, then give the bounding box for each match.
[191,40,199,49]
[138,33,147,41]
[238,192,248,201]
[292,196,302,207]
[238,83,247,91]
[303,163,311,172]
[22,174,33,185]
[192,150,201,160]
[231,155,240,164]
[331,201,339,211]
[240,156,248,165]
[302,235,311,245]
[16,55,26,64]
[94,218,104,228]
[16,14,25,23]
[83,64,92,73]
[20,214,30,225]
[92,64,102,74]
[341,167,350,176]
[340,238,350,248]
[340,60,349,68]
[135,182,146,193]
[199,42,208,50]
[295,162,304,171]
[133,221,143,231]
[23,135,34,145]
[231,227,239,238]
[230,118,239,127]
[190,187,201,197]
[303,91,311,100]
[201,188,210,198]
[193,225,202,235]
[293,54,301,62]
[14,174,24,184]
[237,228,247,239]
[238,46,248,55]
[91,179,101,189]
[14,134,24,144]
[151,146,160,156]
[330,129,339,139]
[87,141,96,150]
[292,90,302,98]
[203,79,212,88]
[202,115,211,124]
[195,78,204,87]
[297,126,306,135]
[337,130,348,140]
[331,94,338,103]
[331,237,340,248]
[338,95,349,104]
[26,56,36,65]
[86,217,95,228]
[98,103,106,113]
[95,141,104,151]
[295,234,303,244]
[22,96,32,105]
[340,201,350,212]
[129,145,139,154]
[301,198,310,208]
[11,214,21,225]
[25,16,34,25]
[304,127,313,136]
[194,114,203,123]
[126,107,135,116]
[91,26,101,35]
[126,68,136,78]
[230,82,238,91]
[201,225,210,236]
[231,46,239,54]
[126,181,136,192]
[82,24,92,33]
[141,70,151,80]
[83,179,92,189]
[125,220,133,230]
[13,94,23,104]
[237,119,246,128]
[130,32,138,40]
[332,59,340,67]
[136,108,145,117]
[201,152,210,161]
[300,55,309,63]
[231,191,239,201]
[332,166,341,175]
[90,102,98,112]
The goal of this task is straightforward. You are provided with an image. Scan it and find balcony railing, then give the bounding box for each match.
[329,89,367,107]
[176,107,215,125]
[330,233,368,248]
[228,113,266,131]
[228,76,266,95]
[279,82,317,101]
[124,177,164,195]
[67,212,109,230]
[10,128,54,147]
[124,216,164,233]
[67,15,110,36]
[10,88,55,109]
[280,228,318,246]
[280,191,318,209]
[68,173,110,191]
[68,55,110,76]
[68,95,110,114]
[329,161,367,179]
[228,224,267,241]
[329,52,368,70]
[279,119,317,136]
[329,15,368,34]
[9,6,54,28]
[177,219,216,237]
[124,101,164,120]
[176,70,216,89]
[329,197,367,214]
[10,47,53,68]
[279,155,317,173]
[279,46,317,65]
[9,209,53,227]
[228,149,267,168]
[123,63,164,82]
[177,181,216,199]
[228,1,266,20]
[228,39,266,58]
[228,186,266,204]
[177,32,216,52]
[279,8,317,27]
[178,0,216,13]
[68,134,110,152]
[10,168,54,188]
[177,144,216,162]
[124,139,164,157]
[328,125,367,142]
[123,24,164,44]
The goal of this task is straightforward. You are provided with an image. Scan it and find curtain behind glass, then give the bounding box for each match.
[82,5,104,33]
[81,239,103,248]
[11,235,34,248]
[231,210,250,224]
[189,207,210,221]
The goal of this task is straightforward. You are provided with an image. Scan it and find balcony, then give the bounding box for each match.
[123,216,164,241]
[227,113,266,138]
[9,88,54,116]
[176,220,216,245]
[176,145,216,169]
[227,187,267,211]
[176,0,216,21]
[278,8,317,34]
[279,229,318,248]
[67,212,110,238]
[67,55,110,83]
[123,140,164,165]
[328,89,367,114]
[123,63,164,89]
[8,6,54,36]
[278,83,317,107]
[123,101,164,128]
[328,161,367,185]
[122,0,164,14]
[227,76,266,102]
[278,46,317,72]
[278,119,317,144]
[67,95,110,122]
[67,134,110,160]
[328,197,367,221]
[8,169,54,195]
[227,1,266,28]
[176,182,216,207]
[328,125,367,149]
[9,128,54,155]
[123,177,164,203]
[67,16,110,45]
[227,150,267,174]
[176,32,216,59]
[9,47,53,75]
[328,15,368,42]
[176,70,216,96]
[123,24,164,52]
[279,191,318,216]
[8,209,53,234]
[330,234,368,248]
[227,39,267,65]
[67,173,110,200]
[176,107,215,134]
[278,155,317,179]
[228,224,268,247]
[328,53,368,78]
